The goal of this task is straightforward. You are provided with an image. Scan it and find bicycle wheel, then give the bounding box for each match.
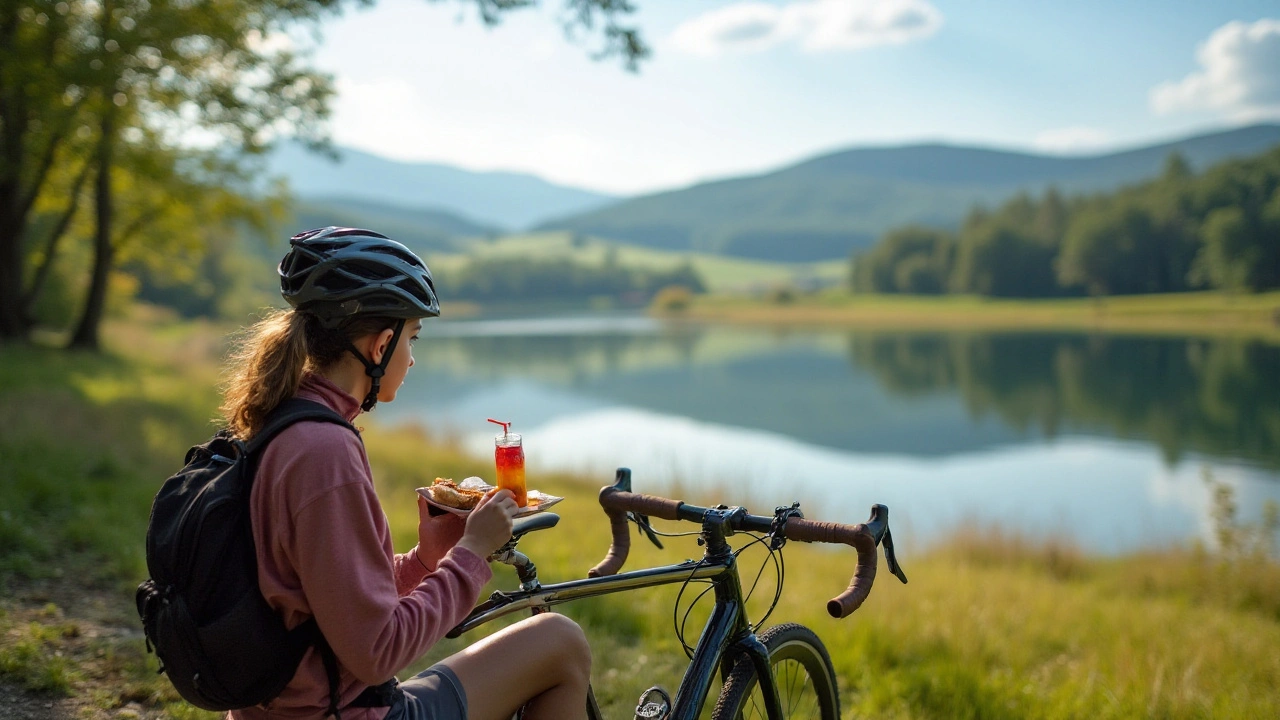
[710,623,839,720]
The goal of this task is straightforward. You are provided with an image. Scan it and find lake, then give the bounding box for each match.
[380,315,1280,555]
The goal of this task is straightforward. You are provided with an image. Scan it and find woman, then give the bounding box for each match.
[223,226,591,719]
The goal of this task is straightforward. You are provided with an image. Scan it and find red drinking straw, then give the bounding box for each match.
[487,418,511,436]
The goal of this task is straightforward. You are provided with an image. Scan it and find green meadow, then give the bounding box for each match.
[429,232,848,295]
[2,312,1278,718]
[666,289,1280,342]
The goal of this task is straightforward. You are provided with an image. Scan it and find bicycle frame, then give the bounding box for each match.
[446,508,786,720]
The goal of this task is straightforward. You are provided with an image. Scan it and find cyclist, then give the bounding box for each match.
[221,226,591,720]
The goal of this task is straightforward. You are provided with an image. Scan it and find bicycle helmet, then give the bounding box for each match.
[279,226,440,411]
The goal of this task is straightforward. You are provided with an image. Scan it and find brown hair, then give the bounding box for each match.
[220,309,400,439]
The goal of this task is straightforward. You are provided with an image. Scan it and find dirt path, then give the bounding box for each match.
[0,575,177,720]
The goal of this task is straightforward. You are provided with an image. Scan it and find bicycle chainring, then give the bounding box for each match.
[634,686,672,720]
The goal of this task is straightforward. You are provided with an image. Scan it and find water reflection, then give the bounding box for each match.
[846,333,1280,468]
[382,318,1280,552]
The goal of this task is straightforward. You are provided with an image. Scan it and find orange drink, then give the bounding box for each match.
[489,419,528,507]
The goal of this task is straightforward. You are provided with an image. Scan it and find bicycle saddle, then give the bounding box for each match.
[512,512,560,539]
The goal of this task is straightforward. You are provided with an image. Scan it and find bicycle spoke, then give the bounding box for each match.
[714,626,836,720]
[783,661,793,707]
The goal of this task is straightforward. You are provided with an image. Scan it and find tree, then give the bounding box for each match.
[951,220,1057,297]
[1193,206,1259,291]
[1,0,337,346]
[0,0,649,346]
[851,225,952,294]
[1056,201,1132,296]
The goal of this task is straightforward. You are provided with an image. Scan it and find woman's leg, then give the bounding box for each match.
[438,612,592,720]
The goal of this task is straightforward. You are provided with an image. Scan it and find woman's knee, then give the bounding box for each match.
[526,613,591,674]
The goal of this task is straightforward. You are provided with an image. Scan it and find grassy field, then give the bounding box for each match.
[427,232,847,295]
[2,312,1279,718]
[668,290,1280,342]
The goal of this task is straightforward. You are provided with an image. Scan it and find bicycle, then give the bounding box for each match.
[446,468,909,720]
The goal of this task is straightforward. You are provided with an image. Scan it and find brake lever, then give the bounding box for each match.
[881,528,908,584]
[629,511,664,550]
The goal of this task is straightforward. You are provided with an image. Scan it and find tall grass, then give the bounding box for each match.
[2,312,1278,718]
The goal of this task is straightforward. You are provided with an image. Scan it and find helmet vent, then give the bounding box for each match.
[316,273,362,293]
[397,278,433,305]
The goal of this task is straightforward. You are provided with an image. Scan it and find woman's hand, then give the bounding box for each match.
[415,495,466,571]
[457,489,519,559]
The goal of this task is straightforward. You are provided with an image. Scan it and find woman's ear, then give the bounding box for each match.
[368,327,396,364]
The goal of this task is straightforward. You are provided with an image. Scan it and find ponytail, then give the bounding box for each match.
[220,309,404,439]
[220,309,310,440]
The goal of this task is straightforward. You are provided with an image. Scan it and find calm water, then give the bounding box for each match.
[380,315,1280,554]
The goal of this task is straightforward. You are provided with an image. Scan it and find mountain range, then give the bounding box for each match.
[537,124,1280,261]
[270,124,1280,262]
[266,143,617,230]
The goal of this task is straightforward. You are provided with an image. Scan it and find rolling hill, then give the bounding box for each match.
[288,197,498,255]
[537,124,1280,262]
[267,142,618,231]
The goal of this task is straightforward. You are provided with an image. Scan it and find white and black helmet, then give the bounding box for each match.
[279,226,440,327]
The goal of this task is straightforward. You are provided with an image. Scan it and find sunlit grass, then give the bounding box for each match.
[675,290,1280,342]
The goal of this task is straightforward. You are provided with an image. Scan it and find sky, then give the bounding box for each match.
[304,0,1280,195]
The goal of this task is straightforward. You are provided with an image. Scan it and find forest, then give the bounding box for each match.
[852,149,1280,297]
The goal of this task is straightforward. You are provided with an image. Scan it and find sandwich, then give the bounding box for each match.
[427,478,485,510]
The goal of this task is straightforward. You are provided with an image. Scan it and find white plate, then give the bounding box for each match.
[416,483,563,518]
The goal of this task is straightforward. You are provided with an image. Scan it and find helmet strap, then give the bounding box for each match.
[344,319,406,412]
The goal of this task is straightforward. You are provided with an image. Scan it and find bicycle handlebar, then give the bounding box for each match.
[586,483,905,618]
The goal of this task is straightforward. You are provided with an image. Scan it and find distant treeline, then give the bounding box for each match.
[853,148,1280,297]
[439,255,705,305]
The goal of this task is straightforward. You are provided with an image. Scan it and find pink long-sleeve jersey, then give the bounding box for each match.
[229,373,491,719]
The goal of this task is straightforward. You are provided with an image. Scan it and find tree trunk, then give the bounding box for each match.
[0,22,29,342]
[69,112,114,350]
[22,159,93,317]
[0,186,27,342]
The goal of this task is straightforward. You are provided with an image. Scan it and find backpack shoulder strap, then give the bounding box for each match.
[242,400,354,717]
[244,397,358,457]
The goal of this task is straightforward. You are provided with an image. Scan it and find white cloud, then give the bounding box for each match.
[671,0,943,57]
[1032,126,1113,155]
[1150,18,1280,120]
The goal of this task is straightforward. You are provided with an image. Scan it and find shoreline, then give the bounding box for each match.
[657,290,1280,341]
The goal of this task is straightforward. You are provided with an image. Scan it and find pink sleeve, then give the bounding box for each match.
[289,484,492,685]
[393,548,430,597]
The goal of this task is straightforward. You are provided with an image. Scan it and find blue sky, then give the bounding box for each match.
[307,0,1280,194]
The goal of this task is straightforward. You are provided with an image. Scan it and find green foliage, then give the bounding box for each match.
[852,225,954,294]
[1204,468,1279,562]
[856,147,1280,299]
[0,0,340,340]
[650,285,695,313]
[0,0,650,342]
[951,214,1060,297]
[439,255,706,306]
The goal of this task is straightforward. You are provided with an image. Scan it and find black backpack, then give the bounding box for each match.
[136,398,356,713]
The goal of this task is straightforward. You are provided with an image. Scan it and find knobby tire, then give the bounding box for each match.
[710,623,839,720]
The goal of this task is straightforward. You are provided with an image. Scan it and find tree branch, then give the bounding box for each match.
[22,156,94,313]
[17,99,87,220]
[115,204,166,249]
